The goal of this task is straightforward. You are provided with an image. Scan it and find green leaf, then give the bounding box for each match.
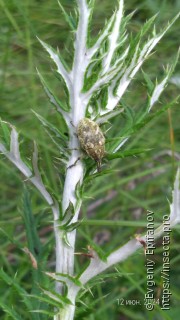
[106,148,151,160]
[46,272,82,288]
[0,268,12,285]
[21,187,42,256]
[64,220,82,232]
[95,107,124,124]
[0,119,11,149]
[58,200,81,232]
[21,188,49,312]
[58,0,77,30]
[33,110,67,141]
[84,168,115,184]
[41,287,72,305]
[99,87,109,110]
[75,232,107,263]
[126,14,157,63]
[88,0,95,10]
[142,69,154,94]
[0,228,22,249]
[63,232,71,246]
[109,95,179,153]
[37,69,69,112]
[30,309,56,316]
[53,69,71,111]
[0,301,22,320]
[60,274,82,287]
[122,103,136,127]
[75,181,82,202]
[62,201,75,221]
[82,68,100,93]
[92,245,107,262]
[131,96,179,136]
[140,13,158,38]
[38,38,69,73]
[0,269,33,312]
[30,294,63,309]
[88,6,115,48]
[87,0,95,43]
[75,180,83,210]
[32,110,69,157]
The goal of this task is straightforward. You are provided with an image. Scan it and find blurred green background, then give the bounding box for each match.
[0,0,180,319]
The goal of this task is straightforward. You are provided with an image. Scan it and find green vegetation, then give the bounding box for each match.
[0,0,179,319]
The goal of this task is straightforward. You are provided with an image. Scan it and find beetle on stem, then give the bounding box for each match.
[77,118,105,172]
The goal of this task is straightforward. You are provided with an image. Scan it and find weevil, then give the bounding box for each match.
[77,118,105,172]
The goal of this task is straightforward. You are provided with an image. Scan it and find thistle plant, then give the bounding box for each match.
[0,0,180,319]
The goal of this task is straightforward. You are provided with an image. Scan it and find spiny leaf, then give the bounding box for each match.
[87,8,115,49]
[21,187,42,256]
[95,107,124,124]
[88,0,96,10]
[32,110,69,156]
[33,110,67,141]
[30,294,63,309]
[87,0,96,43]
[62,201,75,221]
[148,49,180,111]
[37,69,68,113]
[92,249,107,264]
[106,149,151,160]
[84,168,116,184]
[58,0,77,30]
[37,38,69,73]
[53,69,71,111]
[122,104,136,126]
[140,13,158,38]
[99,87,109,110]
[41,287,72,305]
[109,96,179,153]
[30,309,56,316]
[106,136,128,149]
[127,14,158,61]
[82,67,101,92]
[75,181,83,209]
[131,96,179,135]
[63,220,82,232]
[63,231,71,247]
[112,12,180,104]
[0,228,22,249]
[0,268,15,286]
[0,269,33,311]
[75,181,81,200]
[0,301,22,320]
[83,243,108,263]
[0,119,11,149]
[45,272,82,287]
[142,69,154,94]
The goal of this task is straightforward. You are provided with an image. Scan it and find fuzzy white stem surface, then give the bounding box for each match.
[54,0,90,299]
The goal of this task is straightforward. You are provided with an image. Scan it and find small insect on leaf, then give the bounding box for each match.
[77,118,105,172]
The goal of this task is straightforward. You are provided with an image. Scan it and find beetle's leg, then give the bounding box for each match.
[70,121,76,128]
[70,121,78,137]
[73,132,78,137]
[67,157,81,169]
